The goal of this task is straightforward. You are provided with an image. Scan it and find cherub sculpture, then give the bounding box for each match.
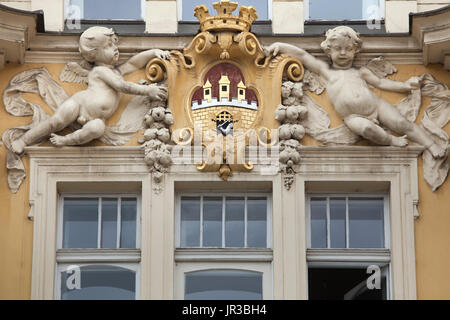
[11,26,170,154]
[265,26,446,158]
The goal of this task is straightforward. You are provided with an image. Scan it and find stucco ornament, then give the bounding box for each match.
[2,26,170,193]
[138,94,174,193]
[152,0,304,180]
[265,26,450,191]
[275,81,308,190]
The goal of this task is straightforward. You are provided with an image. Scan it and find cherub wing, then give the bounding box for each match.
[302,69,327,95]
[365,56,397,78]
[59,60,92,84]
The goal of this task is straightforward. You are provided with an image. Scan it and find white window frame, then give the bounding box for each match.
[306,193,390,250]
[57,194,142,250]
[306,193,392,300]
[175,191,273,300]
[174,261,273,300]
[64,0,147,20]
[55,193,141,300]
[303,0,385,21]
[54,262,141,300]
[306,259,392,300]
[177,0,273,21]
[175,193,272,248]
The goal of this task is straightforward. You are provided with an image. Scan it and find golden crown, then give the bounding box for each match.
[194,0,258,33]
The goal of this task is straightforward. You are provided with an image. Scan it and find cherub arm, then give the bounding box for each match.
[98,67,167,100]
[360,67,420,92]
[117,49,171,75]
[265,42,331,80]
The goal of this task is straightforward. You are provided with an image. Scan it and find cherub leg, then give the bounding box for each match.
[377,101,446,158]
[11,99,80,154]
[344,116,407,146]
[50,118,106,146]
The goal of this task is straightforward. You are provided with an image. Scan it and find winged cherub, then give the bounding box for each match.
[11,26,170,154]
[265,26,446,158]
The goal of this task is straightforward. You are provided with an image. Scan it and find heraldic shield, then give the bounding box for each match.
[144,0,304,180]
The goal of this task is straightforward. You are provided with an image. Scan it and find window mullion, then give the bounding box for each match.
[117,197,122,249]
[346,197,349,249]
[98,197,102,249]
[326,197,330,248]
[222,196,225,248]
[244,196,248,248]
[200,196,203,248]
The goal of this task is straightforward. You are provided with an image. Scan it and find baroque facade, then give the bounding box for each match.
[0,0,449,300]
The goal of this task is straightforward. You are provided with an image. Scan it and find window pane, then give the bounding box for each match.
[185,270,262,300]
[348,198,384,248]
[309,0,383,20]
[181,197,201,247]
[120,198,137,248]
[182,0,268,21]
[63,198,98,248]
[330,198,346,248]
[101,198,118,248]
[308,267,387,300]
[225,197,245,247]
[61,265,136,300]
[310,198,327,248]
[203,197,223,247]
[69,0,143,19]
[247,197,267,248]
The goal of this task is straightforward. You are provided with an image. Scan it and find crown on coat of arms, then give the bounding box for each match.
[194,0,258,33]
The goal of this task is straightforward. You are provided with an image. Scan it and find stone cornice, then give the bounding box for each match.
[410,4,450,68]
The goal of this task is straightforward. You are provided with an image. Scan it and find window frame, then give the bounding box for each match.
[306,193,390,250]
[54,262,141,300]
[306,261,391,300]
[55,193,142,300]
[57,193,142,250]
[306,192,392,300]
[175,191,273,300]
[177,0,273,22]
[304,0,386,21]
[175,192,273,249]
[174,261,273,300]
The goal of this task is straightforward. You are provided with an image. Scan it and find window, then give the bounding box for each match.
[65,0,146,20]
[175,193,273,300]
[179,0,271,21]
[307,194,391,300]
[177,195,271,248]
[185,269,263,300]
[304,0,384,21]
[55,195,141,300]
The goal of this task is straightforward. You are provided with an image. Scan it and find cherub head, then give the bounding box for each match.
[79,26,119,66]
[320,26,362,69]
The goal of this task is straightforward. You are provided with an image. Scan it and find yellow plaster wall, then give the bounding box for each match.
[0,62,448,299]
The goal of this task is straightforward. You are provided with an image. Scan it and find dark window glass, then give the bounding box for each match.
[247,197,267,248]
[308,267,387,300]
[120,198,137,248]
[63,198,98,248]
[181,197,201,247]
[203,197,223,247]
[225,197,245,247]
[61,265,136,300]
[310,198,327,248]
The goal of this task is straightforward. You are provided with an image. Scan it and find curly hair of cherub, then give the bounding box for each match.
[320,26,362,55]
[79,26,117,62]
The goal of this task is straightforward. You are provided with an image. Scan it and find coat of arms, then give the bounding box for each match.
[145,0,304,180]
